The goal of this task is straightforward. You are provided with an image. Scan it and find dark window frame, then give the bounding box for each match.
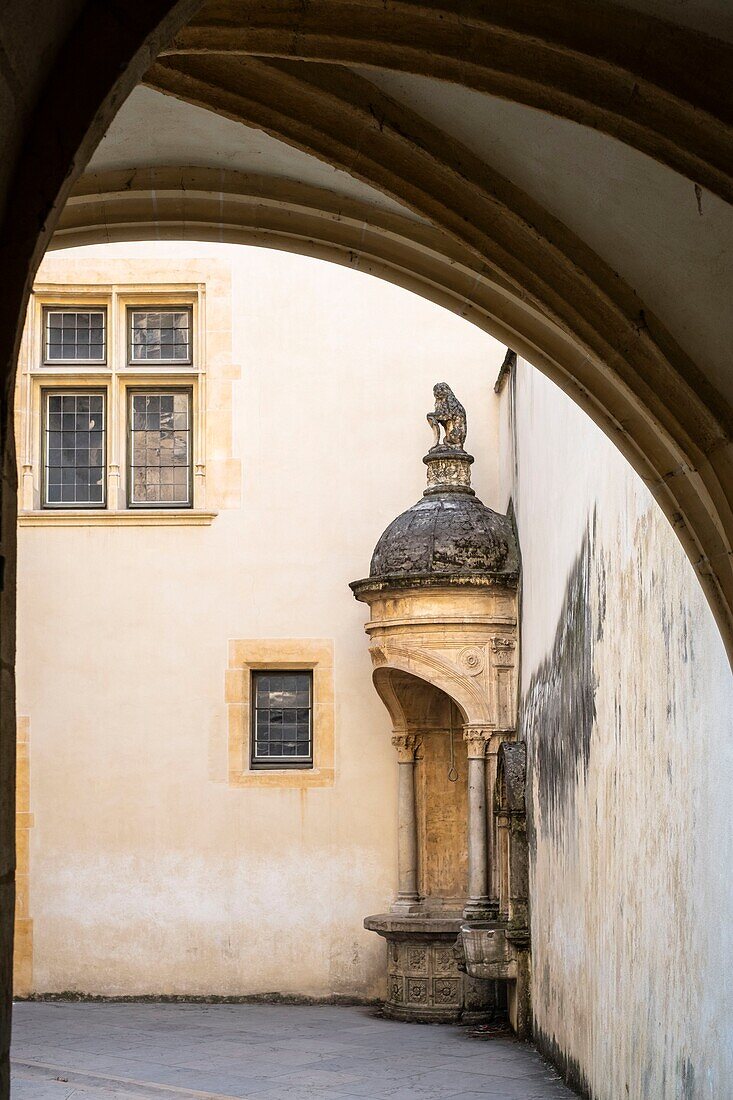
[41,387,108,510]
[250,670,314,770]
[42,306,107,366]
[127,305,193,366]
[126,386,194,510]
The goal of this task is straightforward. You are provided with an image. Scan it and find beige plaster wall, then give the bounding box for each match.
[503,360,733,1098]
[15,241,506,997]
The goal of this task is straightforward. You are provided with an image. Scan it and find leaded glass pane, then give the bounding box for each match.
[45,309,106,362]
[251,671,313,767]
[130,309,191,363]
[44,391,105,507]
[129,391,191,506]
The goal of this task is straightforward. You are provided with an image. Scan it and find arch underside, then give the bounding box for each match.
[372,666,466,730]
[165,0,733,206]
[11,0,730,658]
[59,158,733,659]
[0,0,729,1089]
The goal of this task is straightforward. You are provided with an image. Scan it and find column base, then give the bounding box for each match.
[463,900,498,923]
[390,898,423,915]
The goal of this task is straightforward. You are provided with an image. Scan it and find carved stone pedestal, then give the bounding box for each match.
[364,913,494,1023]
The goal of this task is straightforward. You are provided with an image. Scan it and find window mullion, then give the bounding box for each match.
[108,288,121,510]
[194,288,205,508]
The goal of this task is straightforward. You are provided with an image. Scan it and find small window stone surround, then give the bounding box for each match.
[226,640,335,788]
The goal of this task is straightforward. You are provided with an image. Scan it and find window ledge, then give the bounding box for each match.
[228,768,335,789]
[18,509,217,527]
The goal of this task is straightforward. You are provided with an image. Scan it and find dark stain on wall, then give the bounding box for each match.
[533,1023,592,1098]
[680,1056,696,1100]
[522,517,601,846]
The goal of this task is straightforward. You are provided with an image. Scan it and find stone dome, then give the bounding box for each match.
[369,489,519,582]
[350,386,520,595]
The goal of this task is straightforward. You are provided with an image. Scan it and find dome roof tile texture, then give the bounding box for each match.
[370,492,518,580]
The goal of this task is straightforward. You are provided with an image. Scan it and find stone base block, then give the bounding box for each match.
[364,912,495,1024]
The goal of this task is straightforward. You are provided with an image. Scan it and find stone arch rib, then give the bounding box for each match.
[141,56,733,658]
[164,0,733,205]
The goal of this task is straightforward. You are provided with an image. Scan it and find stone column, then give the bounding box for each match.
[486,730,509,907]
[463,726,493,921]
[391,732,420,912]
[496,804,511,921]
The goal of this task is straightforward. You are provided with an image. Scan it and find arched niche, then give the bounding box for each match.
[374,668,469,908]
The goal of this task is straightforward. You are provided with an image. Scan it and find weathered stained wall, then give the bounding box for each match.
[502,360,733,1099]
[15,241,504,999]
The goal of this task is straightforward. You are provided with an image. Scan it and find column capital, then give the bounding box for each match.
[463,726,493,758]
[391,732,419,762]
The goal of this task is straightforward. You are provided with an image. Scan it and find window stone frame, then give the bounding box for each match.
[226,640,335,789]
[16,279,231,525]
[249,669,314,770]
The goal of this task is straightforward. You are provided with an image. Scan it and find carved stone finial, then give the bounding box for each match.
[427,383,467,450]
[422,384,474,495]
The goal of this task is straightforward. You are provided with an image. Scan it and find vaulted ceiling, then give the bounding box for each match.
[41,0,733,653]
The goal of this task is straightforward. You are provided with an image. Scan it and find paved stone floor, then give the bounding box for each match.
[11,1003,577,1099]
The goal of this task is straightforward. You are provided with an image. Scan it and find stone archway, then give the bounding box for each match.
[0,2,731,1092]
[0,3,731,664]
[51,154,733,663]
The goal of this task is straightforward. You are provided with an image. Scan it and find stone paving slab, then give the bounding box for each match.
[11,1003,577,1099]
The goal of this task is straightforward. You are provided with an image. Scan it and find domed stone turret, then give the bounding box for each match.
[351,384,518,596]
[349,382,521,1027]
[368,468,518,582]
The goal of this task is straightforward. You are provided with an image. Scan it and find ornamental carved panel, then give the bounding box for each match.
[433,947,455,975]
[458,646,486,676]
[407,978,429,1004]
[406,946,428,973]
[389,976,404,1003]
[433,978,460,1005]
[491,635,516,668]
[380,932,494,1021]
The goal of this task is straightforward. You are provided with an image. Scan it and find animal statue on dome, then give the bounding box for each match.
[427,382,467,449]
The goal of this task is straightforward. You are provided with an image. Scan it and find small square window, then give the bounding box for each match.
[43,390,106,508]
[129,308,192,364]
[44,308,106,364]
[251,671,313,768]
[128,389,192,507]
